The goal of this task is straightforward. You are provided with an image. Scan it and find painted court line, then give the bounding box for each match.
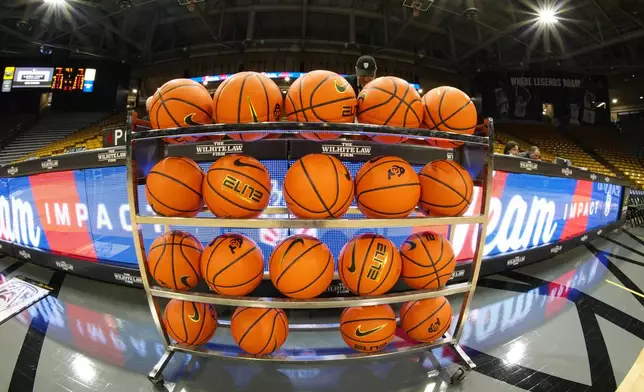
[605,280,644,299]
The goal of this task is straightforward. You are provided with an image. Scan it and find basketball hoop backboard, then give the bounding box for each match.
[402,0,433,12]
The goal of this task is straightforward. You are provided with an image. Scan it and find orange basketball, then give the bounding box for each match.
[146,157,204,217]
[163,136,202,144]
[418,160,473,217]
[400,231,455,290]
[231,307,288,356]
[203,154,271,218]
[400,297,452,343]
[201,233,264,296]
[269,234,334,299]
[147,231,203,290]
[355,156,420,218]
[357,77,423,128]
[371,135,408,144]
[338,234,402,296]
[427,138,463,149]
[283,154,353,219]
[340,305,396,352]
[422,86,477,134]
[163,299,217,346]
[212,71,282,141]
[150,79,212,129]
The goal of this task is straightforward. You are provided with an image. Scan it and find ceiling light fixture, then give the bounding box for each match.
[537,7,558,24]
[44,0,67,5]
[612,98,618,104]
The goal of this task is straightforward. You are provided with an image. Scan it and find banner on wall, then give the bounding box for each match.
[473,72,610,125]
[0,163,622,269]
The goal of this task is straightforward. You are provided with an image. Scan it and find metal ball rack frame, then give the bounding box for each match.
[125,119,494,388]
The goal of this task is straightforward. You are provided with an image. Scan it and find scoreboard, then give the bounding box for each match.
[51,67,96,92]
[1,66,96,92]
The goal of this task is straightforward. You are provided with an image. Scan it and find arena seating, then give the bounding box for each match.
[496,123,614,176]
[493,129,555,161]
[14,112,127,162]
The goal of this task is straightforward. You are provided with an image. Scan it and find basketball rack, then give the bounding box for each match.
[126,119,494,388]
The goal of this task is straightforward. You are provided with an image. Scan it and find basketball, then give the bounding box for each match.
[283,154,354,219]
[203,154,271,219]
[163,299,217,346]
[163,136,202,144]
[201,233,264,296]
[422,86,477,134]
[285,70,356,123]
[149,79,212,129]
[146,157,205,217]
[371,135,408,144]
[355,156,420,218]
[212,71,282,141]
[147,231,203,290]
[400,231,455,290]
[338,233,402,296]
[356,77,423,128]
[400,297,452,343]
[418,160,473,217]
[231,307,288,356]
[269,234,334,299]
[427,138,463,149]
[340,305,396,352]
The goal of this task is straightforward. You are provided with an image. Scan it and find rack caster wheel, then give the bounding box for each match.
[450,367,468,385]
[149,375,165,390]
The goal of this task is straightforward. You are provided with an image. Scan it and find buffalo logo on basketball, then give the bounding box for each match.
[387,165,405,180]
[273,103,281,121]
[366,242,388,281]
[428,317,441,333]
[355,324,386,337]
[184,113,202,126]
[228,237,243,254]
[334,79,349,93]
[189,303,201,323]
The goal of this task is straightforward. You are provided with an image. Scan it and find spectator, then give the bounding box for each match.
[520,146,541,160]
[504,141,520,156]
[345,55,377,94]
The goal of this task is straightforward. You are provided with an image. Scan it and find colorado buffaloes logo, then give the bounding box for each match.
[222,173,263,204]
[387,165,405,180]
[428,317,441,333]
[366,242,389,281]
[334,79,349,93]
[184,113,201,126]
[189,302,201,322]
[229,237,243,254]
[355,324,386,337]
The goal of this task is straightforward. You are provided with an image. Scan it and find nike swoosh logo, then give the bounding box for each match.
[403,240,416,251]
[347,244,357,273]
[335,79,349,93]
[280,237,304,268]
[247,97,259,122]
[180,275,191,288]
[355,324,386,337]
[188,302,200,322]
[233,158,263,170]
[184,113,202,126]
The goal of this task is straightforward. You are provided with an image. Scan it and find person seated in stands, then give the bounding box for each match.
[520,146,541,160]
[504,141,520,156]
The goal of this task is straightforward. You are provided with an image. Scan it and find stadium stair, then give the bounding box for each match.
[560,126,624,178]
[0,112,107,165]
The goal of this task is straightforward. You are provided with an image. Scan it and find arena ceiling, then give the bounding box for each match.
[1,0,644,74]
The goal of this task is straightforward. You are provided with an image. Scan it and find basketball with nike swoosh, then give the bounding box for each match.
[201,233,264,296]
[147,230,203,290]
[422,86,477,134]
[231,307,288,356]
[418,160,473,217]
[149,78,212,129]
[400,231,455,289]
[268,234,334,299]
[284,70,356,141]
[203,154,272,218]
[146,156,205,217]
[211,71,282,141]
[356,76,423,127]
[400,296,452,343]
[338,233,402,296]
[340,305,396,352]
[163,299,217,346]
[283,154,354,219]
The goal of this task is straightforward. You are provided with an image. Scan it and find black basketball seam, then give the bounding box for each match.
[153,97,165,129]
[408,98,423,125]
[173,157,206,176]
[286,92,299,121]
[383,81,410,126]
[159,97,211,120]
[299,74,309,121]
[405,298,448,334]
[257,311,280,355]
[331,186,353,217]
[151,235,168,279]
[356,182,420,199]
[180,300,189,343]
[165,307,183,343]
[356,78,398,117]
[237,73,252,123]
[366,241,398,295]
[420,272,453,289]
[357,201,416,217]
[157,87,182,128]
[399,300,419,324]
[275,241,324,288]
[356,235,377,294]
[178,234,201,287]
[204,236,226,286]
[355,157,409,189]
[214,77,234,123]
[286,96,356,116]
[151,82,205,121]
[359,83,420,114]
[327,155,341,214]
[282,251,332,295]
[149,242,202,253]
[276,310,287,336]
[299,158,334,217]
[419,199,466,209]
[206,175,266,213]
[401,248,431,268]
[238,309,272,349]
[147,188,202,214]
[149,170,202,197]
[437,100,476,131]
[340,317,397,326]
[190,303,207,345]
[441,160,472,202]
[419,234,440,287]
[255,73,271,122]
[170,232,178,289]
[207,167,270,193]
[211,246,258,285]
[215,268,262,289]
[308,73,337,122]
[401,254,454,277]
[418,172,467,201]
[435,87,450,129]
